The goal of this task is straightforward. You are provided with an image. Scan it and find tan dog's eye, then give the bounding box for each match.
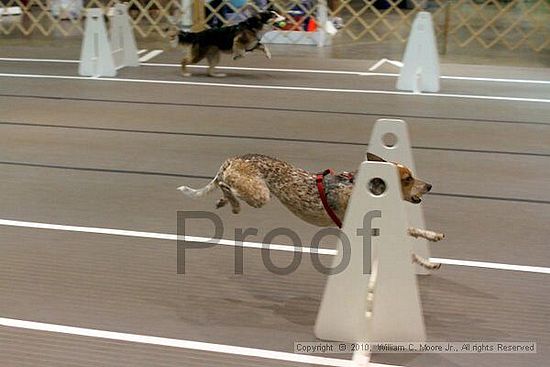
[404,176,413,183]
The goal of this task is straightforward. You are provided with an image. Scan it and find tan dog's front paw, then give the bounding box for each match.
[408,227,445,242]
[412,254,441,270]
[430,232,445,242]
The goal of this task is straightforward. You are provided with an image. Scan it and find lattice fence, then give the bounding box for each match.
[1,0,549,51]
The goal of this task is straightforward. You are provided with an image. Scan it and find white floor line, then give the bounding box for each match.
[151,62,393,77]
[368,58,403,72]
[0,57,549,85]
[368,58,389,72]
[1,218,550,275]
[137,49,148,55]
[0,317,378,367]
[138,50,163,62]
[431,258,550,274]
[0,57,79,64]
[1,72,548,104]
[0,219,335,255]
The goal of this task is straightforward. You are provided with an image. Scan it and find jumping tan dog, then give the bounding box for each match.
[177,153,444,269]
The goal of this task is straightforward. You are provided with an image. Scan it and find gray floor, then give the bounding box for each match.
[0,45,549,367]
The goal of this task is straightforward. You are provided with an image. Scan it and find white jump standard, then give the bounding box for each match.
[314,161,426,343]
[368,119,433,274]
[315,119,444,350]
[79,3,139,77]
[397,11,440,93]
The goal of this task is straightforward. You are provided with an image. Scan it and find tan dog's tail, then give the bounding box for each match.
[177,176,218,198]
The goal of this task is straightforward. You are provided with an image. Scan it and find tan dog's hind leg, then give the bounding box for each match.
[223,170,270,209]
[216,197,228,209]
[218,182,241,214]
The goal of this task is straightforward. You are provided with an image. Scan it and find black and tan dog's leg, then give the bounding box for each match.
[218,182,241,214]
[232,35,247,60]
[180,56,192,77]
[206,49,226,77]
[256,43,271,59]
[181,45,208,77]
[180,45,197,77]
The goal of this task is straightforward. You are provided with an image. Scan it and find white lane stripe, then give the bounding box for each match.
[0,318,365,367]
[440,75,550,84]
[1,218,550,274]
[432,258,550,274]
[137,49,148,55]
[154,62,394,77]
[0,219,336,255]
[138,50,163,62]
[1,72,548,104]
[0,57,549,85]
[139,64,550,85]
[0,57,78,64]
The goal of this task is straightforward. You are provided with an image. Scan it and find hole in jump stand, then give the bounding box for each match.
[368,177,386,196]
[382,132,398,148]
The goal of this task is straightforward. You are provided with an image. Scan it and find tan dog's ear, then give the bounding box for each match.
[366,152,387,162]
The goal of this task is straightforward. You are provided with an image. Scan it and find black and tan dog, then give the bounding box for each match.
[167,11,284,77]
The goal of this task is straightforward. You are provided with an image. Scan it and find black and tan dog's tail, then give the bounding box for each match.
[177,176,218,198]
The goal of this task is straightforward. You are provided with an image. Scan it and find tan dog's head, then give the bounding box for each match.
[366,152,432,204]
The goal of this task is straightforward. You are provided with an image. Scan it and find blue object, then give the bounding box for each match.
[229,0,247,8]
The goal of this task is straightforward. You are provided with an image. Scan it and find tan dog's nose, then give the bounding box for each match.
[426,183,432,192]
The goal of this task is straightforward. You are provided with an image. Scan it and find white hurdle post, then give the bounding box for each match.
[397,11,440,93]
[110,2,139,69]
[368,118,431,275]
[314,161,425,343]
[79,3,139,77]
[79,8,116,77]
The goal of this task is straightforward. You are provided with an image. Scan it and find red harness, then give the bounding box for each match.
[316,169,355,228]
[316,169,342,228]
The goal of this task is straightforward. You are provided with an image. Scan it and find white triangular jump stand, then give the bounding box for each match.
[368,118,431,275]
[397,11,440,93]
[110,3,139,68]
[314,161,425,343]
[79,3,138,77]
[79,8,116,77]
